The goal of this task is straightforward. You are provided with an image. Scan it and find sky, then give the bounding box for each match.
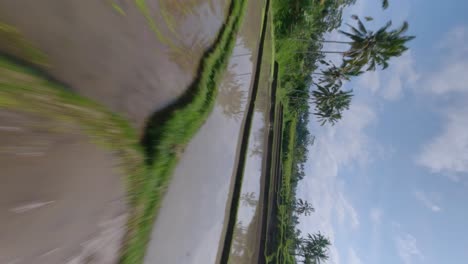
[296,0,468,264]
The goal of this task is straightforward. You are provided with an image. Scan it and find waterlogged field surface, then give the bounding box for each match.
[143,1,265,263]
[228,9,274,263]
[0,0,228,133]
[0,0,230,263]
[0,111,127,264]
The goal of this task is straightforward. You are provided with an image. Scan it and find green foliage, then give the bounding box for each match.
[340,18,415,71]
[382,0,389,9]
[120,0,248,262]
[0,55,146,216]
[298,233,331,264]
[294,199,315,216]
[0,21,47,65]
[312,83,352,126]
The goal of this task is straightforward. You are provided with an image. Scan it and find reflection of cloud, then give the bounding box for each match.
[414,190,441,212]
[348,248,363,264]
[298,102,378,264]
[418,26,468,178]
[395,233,423,264]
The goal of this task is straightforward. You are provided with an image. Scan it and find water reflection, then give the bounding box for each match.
[217,70,247,121]
[0,111,127,264]
[143,0,264,262]
[0,0,228,133]
[241,192,258,208]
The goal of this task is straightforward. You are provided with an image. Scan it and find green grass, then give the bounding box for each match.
[119,0,248,262]
[0,56,147,210]
[111,2,127,16]
[134,0,169,44]
[0,21,47,66]
[0,2,248,262]
[266,115,297,264]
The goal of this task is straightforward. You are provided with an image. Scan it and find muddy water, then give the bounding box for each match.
[0,0,228,133]
[228,10,274,263]
[0,111,127,264]
[143,1,265,263]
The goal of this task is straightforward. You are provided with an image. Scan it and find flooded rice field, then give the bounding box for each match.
[0,0,233,263]
[0,0,228,133]
[0,110,127,264]
[227,9,274,263]
[142,1,265,263]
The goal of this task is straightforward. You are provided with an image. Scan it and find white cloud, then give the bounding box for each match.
[413,190,441,212]
[425,26,468,95]
[298,102,379,264]
[348,248,363,264]
[370,208,383,226]
[358,71,381,93]
[382,52,419,100]
[395,233,424,264]
[425,61,468,95]
[417,104,468,177]
[336,192,360,229]
[417,26,468,178]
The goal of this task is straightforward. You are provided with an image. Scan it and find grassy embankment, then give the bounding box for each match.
[220,0,273,262]
[120,0,248,261]
[267,0,339,263]
[0,0,248,262]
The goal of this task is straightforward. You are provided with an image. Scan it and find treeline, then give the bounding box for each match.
[272,0,413,263]
[272,0,357,263]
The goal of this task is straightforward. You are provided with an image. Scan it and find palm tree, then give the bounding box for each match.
[299,233,331,264]
[339,18,415,71]
[312,83,353,126]
[295,199,315,216]
[292,17,414,72]
[318,60,363,86]
[382,0,389,9]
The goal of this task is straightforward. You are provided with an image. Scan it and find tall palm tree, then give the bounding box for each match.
[382,0,389,9]
[295,199,315,216]
[318,60,363,86]
[299,233,331,264]
[339,17,415,71]
[312,83,353,126]
[293,17,414,72]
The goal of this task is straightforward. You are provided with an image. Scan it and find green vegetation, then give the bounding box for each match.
[269,0,414,263]
[134,0,168,44]
[0,0,248,262]
[120,0,248,262]
[0,55,146,213]
[111,2,126,16]
[0,22,47,65]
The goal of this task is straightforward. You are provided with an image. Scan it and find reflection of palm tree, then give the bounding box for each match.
[241,192,257,208]
[231,221,247,260]
[217,69,246,121]
[249,124,265,157]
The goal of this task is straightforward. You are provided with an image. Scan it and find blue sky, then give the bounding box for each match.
[297,0,468,263]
